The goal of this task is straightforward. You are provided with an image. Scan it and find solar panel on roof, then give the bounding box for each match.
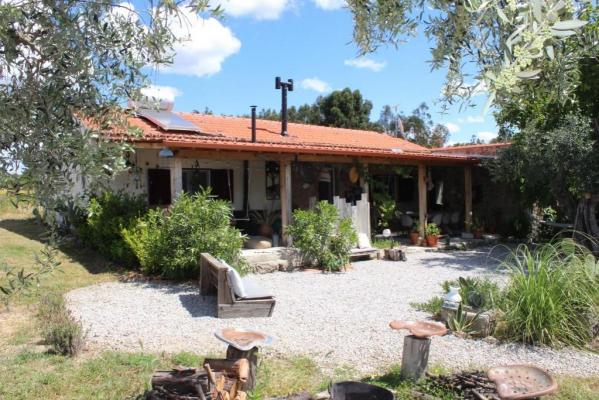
[137,109,200,133]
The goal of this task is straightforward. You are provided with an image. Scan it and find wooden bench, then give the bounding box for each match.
[349,247,380,261]
[199,253,276,319]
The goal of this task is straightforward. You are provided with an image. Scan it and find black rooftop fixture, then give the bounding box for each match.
[250,105,257,143]
[275,76,293,136]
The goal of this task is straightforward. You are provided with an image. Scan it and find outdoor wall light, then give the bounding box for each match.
[158,147,174,158]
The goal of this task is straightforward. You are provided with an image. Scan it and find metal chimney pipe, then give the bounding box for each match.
[275,77,293,137]
[281,86,288,136]
[251,105,257,142]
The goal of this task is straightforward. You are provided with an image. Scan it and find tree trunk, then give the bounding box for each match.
[574,195,599,255]
[400,335,431,381]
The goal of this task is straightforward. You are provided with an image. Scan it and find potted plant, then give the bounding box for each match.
[250,209,279,237]
[409,223,420,245]
[472,218,484,239]
[376,197,396,231]
[425,223,441,247]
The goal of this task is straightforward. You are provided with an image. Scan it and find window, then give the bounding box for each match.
[210,169,234,202]
[182,169,210,195]
[265,161,280,200]
[182,168,234,203]
[318,169,333,203]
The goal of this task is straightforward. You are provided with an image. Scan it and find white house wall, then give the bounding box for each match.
[110,149,271,211]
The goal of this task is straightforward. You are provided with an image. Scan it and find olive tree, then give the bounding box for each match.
[347,0,595,107]
[0,0,219,216]
[348,0,599,246]
[0,0,219,306]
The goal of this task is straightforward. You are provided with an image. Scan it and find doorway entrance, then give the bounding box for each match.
[148,169,171,205]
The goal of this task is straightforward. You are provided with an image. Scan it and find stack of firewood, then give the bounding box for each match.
[203,359,249,400]
[147,358,250,400]
[420,371,500,400]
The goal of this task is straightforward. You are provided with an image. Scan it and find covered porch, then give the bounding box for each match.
[119,145,485,247]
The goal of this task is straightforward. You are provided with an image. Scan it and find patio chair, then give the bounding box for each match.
[199,253,276,319]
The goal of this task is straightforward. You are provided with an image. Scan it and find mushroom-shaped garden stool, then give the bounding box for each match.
[389,320,448,380]
[214,328,273,389]
[487,364,558,400]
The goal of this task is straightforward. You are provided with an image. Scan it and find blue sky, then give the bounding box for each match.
[137,0,498,145]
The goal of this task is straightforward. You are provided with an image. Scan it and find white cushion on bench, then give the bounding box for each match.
[222,260,247,298]
[240,277,272,299]
[222,259,272,300]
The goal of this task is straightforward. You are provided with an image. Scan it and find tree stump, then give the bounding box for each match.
[400,335,431,381]
[226,345,258,390]
[385,248,406,261]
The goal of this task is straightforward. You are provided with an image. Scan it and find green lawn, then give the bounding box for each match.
[0,200,597,399]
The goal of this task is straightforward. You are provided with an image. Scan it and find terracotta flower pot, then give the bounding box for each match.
[409,232,420,245]
[425,235,438,247]
[258,224,273,238]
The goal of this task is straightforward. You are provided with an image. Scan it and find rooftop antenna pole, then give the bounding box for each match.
[275,77,293,136]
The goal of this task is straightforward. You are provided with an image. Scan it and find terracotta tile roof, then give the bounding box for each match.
[432,142,511,157]
[118,112,483,163]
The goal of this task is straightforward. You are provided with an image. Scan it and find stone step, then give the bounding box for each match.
[241,247,304,273]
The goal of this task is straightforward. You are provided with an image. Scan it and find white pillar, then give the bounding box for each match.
[171,157,183,202]
[280,160,292,245]
[418,164,427,238]
[464,166,473,232]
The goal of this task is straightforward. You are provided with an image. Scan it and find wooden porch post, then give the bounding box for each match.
[279,160,292,245]
[418,164,427,238]
[464,166,473,232]
[170,157,183,202]
[360,164,371,238]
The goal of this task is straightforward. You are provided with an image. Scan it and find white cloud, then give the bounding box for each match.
[476,131,498,142]
[313,0,346,10]
[344,57,386,72]
[444,122,460,134]
[457,115,485,124]
[141,85,181,102]
[213,0,288,20]
[300,77,332,93]
[160,12,241,77]
[466,115,485,123]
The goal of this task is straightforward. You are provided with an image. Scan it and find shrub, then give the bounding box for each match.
[123,191,246,280]
[441,277,501,311]
[287,201,357,272]
[373,238,394,249]
[413,276,500,320]
[75,192,147,267]
[410,296,444,319]
[37,293,85,356]
[499,239,599,348]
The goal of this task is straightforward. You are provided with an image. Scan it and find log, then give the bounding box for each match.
[203,358,249,382]
[400,335,431,381]
[150,369,209,398]
[226,346,258,391]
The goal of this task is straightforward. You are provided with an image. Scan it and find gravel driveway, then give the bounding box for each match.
[67,246,599,377]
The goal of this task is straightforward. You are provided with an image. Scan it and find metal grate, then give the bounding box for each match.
[138,109,200,132]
